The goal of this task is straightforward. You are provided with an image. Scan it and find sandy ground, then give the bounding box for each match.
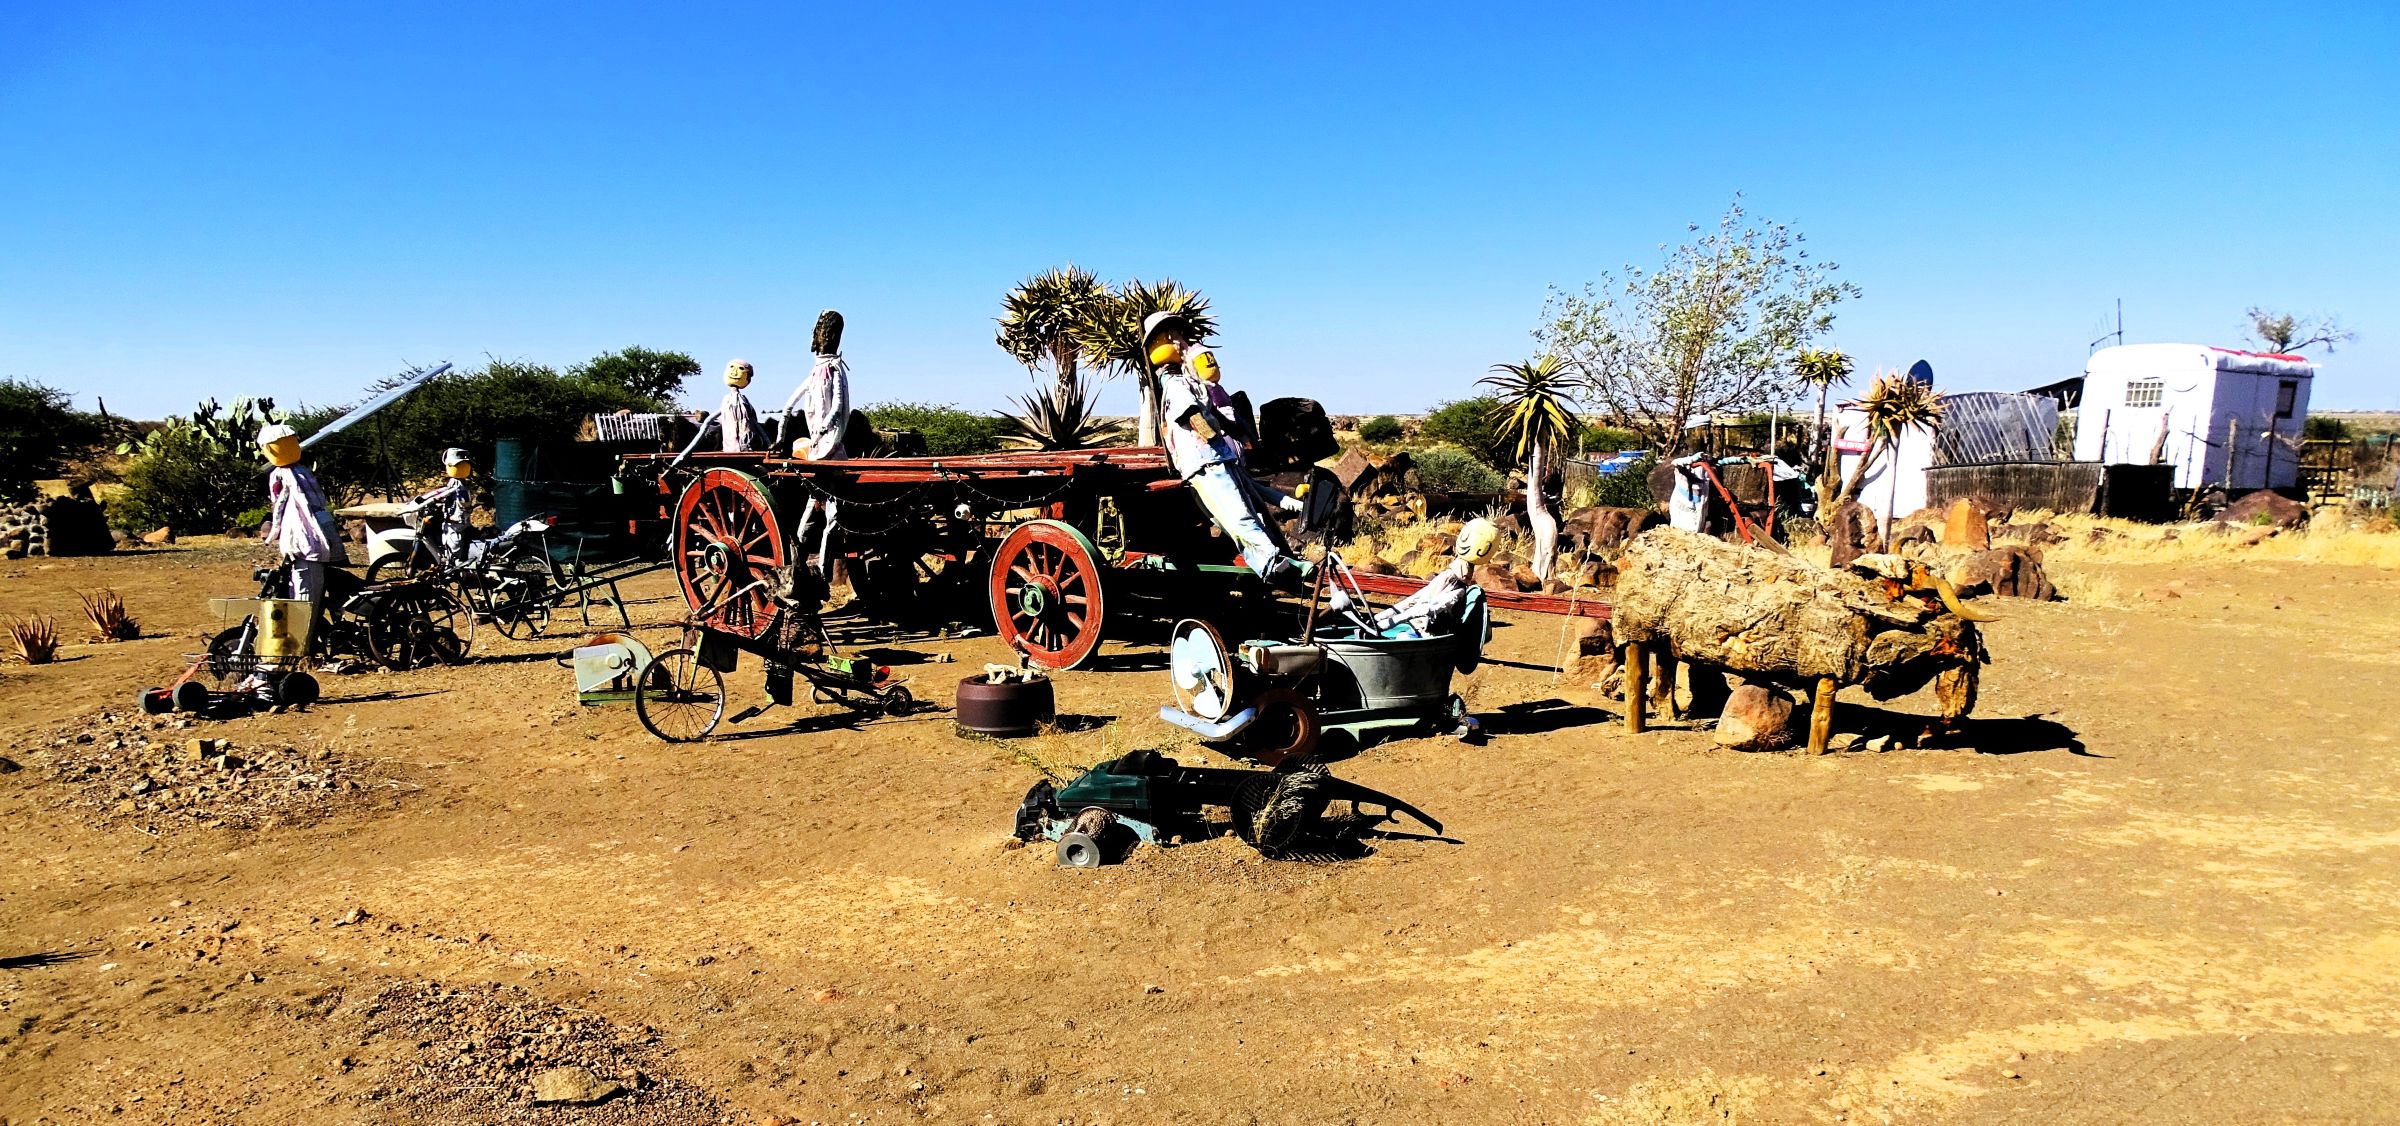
[4,540,2398,1124]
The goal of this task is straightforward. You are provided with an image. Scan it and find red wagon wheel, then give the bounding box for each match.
[673,469,787,640]
[988,519,1107,670]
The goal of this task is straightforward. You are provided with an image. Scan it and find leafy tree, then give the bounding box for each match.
[1579,422,1641,452]
[2245,308,2357,355]
[996,265,1108,414]
[864,402,1005,456]
[297,359,663,499]
[1480,355,1583,580]
[0,379,107,499]
[571,346,701,402]
[1419,396,1509,468]
[1073,279,1215,446]
[1358,415,1405,443]
[1538,197,1857,462]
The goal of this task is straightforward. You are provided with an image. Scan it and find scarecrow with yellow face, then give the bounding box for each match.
[719,359,761,452]
[1374,517,1498,638]
[403,447,475,563]
[255,423,343,603]
[1146,312,1308,588]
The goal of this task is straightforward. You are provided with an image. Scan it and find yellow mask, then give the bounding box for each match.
[447,461,472,480]
[1455,518,1499,565]
[262,435,302,467]
[1188,348,1222,384]
[725,361,754,389]
[1148,340,1183,367]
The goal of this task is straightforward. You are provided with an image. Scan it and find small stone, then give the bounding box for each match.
[1864,734,1896,753]
[1826,733,1863,753]
[331,907,367,927]
[530,1065,622,1105]
[1143,983,1164,994]
[810,987,843,1003]
[2002,1069,2021,1080]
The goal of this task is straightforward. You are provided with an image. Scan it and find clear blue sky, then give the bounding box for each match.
[3,1,2393,419]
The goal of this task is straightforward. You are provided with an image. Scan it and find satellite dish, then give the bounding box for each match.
[1906,359,1935,386]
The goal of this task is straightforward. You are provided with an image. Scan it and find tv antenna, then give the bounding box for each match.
[2087,298,2124,352]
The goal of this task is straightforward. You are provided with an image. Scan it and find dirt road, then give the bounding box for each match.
[4,542,2397,1123]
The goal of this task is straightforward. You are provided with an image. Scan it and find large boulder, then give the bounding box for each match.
[1946,546,2057,602]
[1562,505,1664,556]
[2217,490,2308,531]
[1938,499,1992,550]
[1713,683,1798,752]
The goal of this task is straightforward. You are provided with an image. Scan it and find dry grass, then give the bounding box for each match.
[76,588,140,642]
[2015,509,2400,569]
[8,615,61,664]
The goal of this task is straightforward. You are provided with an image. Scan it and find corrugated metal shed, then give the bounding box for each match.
[1933,392,2061,466]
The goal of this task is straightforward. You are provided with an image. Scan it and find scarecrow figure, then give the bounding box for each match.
[781,310,852,573]
[1144,312,1307,588]
[719,359,761,452]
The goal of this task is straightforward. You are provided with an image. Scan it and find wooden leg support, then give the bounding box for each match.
[1808,677,1837,755]
[1655,649,1681,720]
[1624,644,1649,734]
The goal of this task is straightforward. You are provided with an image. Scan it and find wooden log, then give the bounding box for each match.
[1613,528,1982,704]
[1809,677,1836,755]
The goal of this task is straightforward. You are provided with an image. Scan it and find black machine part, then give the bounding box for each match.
[1017,752,1440,857]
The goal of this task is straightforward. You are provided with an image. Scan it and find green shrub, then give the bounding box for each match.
[1589,454,1659,509]
[113,424,261,534]
[864,401,1005,456]
[1581,423,1642,453]
[1420,397,1508,466]
[1415,447,1506,494]
[1358,415,1405,443]
[297,360,665,499]
[570,346,702,403]
[2304,415,2353,441]
[0,379,109,500]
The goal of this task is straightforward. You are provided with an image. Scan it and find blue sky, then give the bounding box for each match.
[2,1,2393,419]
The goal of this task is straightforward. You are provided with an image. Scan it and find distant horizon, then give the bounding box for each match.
[4,3,2392,419]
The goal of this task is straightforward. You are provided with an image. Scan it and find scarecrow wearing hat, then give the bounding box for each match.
[255,422,344,605]
[1144,312,1309,588]
[403,447,476,564]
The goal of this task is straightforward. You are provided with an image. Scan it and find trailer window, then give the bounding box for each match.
[2124,380,2163,408]
[2276,380,2298,419]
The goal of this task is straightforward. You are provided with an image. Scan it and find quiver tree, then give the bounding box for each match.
[1479,354,1583,581]
[1835,371,1946,506]
[1074,280,1216,447]
[1792,347,1854,507]
[996,265,1107,414]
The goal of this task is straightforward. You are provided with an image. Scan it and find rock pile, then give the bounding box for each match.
[336,980,735,1124]
[34,711,399,831]
[2,494,115,559]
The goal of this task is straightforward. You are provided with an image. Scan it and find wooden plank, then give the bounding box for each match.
[1808,677,1836,755]
[1346,572,1611,620]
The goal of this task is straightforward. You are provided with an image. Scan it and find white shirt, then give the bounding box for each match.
[1161,372,1243,479]
[781,355,851,460]
[719,389,759,453]
[265,465,338,562]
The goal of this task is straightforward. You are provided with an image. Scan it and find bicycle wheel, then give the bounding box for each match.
[487,563,554,639]
[635,648,725,743]
[365,586,476,669]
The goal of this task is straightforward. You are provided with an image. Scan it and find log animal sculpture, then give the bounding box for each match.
[1610,528,1989,752]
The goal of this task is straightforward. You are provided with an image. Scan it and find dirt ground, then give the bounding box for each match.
[5,540,2399,1124]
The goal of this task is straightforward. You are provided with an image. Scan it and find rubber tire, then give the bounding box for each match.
[270,671,320,709]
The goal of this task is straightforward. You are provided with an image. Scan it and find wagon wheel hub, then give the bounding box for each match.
[987,519,1107,671]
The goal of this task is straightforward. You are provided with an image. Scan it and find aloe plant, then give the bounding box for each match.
[1837,371,1946,504]
[996,266,1107,414]
[1478,355,1585,581]
[995,372,1125,451]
